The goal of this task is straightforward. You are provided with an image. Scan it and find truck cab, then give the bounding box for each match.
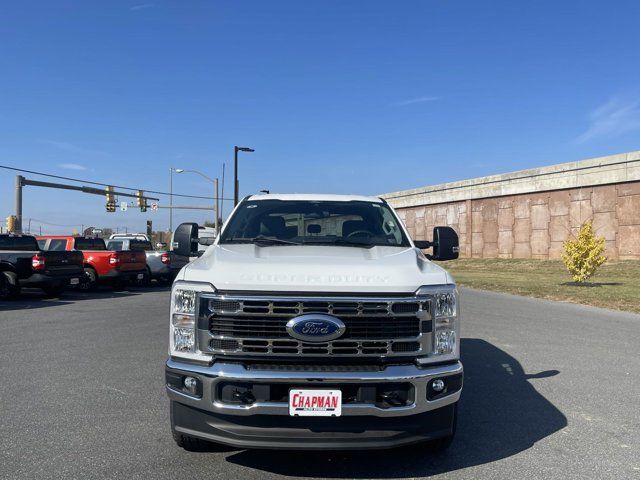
[166,194,461,450]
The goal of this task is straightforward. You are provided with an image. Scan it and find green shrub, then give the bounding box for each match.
[561,222,606,282]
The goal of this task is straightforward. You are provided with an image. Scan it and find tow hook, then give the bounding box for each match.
[233,390,256,405]
[379,392,405,407]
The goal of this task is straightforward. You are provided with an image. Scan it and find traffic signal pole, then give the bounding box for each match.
[12,175,160,232]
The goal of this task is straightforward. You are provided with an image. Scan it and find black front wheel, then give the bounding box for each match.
[171,431,214,452]
[80,267,98,292]
[0,272,21,300]
[427,403,457,452]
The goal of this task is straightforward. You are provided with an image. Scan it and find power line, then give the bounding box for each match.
[27,218,82,228]
[0,164,234,201]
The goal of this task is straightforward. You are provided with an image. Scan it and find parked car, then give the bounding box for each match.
[37,236,146,291]
[0,234,84,299]
[166,194,461,451]
[105,237,173,285]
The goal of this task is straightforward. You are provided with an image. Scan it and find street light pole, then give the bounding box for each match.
[169,167,186,233]
[233,146,255,207]
[174,169,219,231]
[169,168,174,233]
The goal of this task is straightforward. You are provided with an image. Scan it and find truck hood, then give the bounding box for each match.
[181,244,454,293]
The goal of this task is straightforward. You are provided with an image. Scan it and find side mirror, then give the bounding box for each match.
[431,226,459,261]
[173,222,199,257]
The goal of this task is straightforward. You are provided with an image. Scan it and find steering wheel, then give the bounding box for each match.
[346,230,374,239]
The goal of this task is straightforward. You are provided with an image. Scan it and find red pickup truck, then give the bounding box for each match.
[37,236,147,291]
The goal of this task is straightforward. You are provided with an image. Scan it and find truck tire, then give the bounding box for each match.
[80,267,98,292]
[0,273,11,300]
[43,284,66,298]
[172,430,215,452]
[0,271,21,300]
[428,403,457,452]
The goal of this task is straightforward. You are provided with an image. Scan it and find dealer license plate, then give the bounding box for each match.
[137,273,144,279]
[70,278,80,285]
[289,389,342,417]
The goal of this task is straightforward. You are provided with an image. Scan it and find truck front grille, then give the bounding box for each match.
[200,294,432,358]
[209,315,420,339]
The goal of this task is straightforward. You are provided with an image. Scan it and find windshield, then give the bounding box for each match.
[74,237,107,251]
[130,240,153,251]
[0,235,39,251]
[220,199,410,248]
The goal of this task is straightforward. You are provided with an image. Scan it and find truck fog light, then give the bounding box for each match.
[183,376,198,394]
[431,379,445,392]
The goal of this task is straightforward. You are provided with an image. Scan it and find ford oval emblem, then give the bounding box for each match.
[286,314,346,343]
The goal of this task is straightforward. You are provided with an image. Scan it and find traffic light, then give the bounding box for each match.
[146,220,152,237]
[105,186,116,212]
[137,190,147,212]
[5,215,16,233]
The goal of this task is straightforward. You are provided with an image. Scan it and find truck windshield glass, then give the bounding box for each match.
[74,238,107,251]
[0,236,38,251]
[220,200,409,247]
[130,240,153,251]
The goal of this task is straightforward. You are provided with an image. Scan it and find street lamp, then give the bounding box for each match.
[175,169,220,232]
[169,168,183,232]
[234,146,254,206]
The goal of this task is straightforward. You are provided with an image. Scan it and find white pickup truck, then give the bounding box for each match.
[166,193,462,451]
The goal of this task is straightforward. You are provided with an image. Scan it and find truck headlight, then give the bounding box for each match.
[416,285,459,359]
[170,281,215,361]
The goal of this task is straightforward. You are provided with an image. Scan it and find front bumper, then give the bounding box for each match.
[166,359,463,449]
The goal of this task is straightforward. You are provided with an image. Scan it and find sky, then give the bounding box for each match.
[1,0,640,234]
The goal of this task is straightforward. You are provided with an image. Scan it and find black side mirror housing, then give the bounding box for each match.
[431,226,459,261]
[414,227,459,261]
[173,222,199,257]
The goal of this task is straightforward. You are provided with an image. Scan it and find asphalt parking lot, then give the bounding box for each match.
[0,286,638,480]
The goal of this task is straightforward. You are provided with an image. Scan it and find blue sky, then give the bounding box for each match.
[1,0,639,233]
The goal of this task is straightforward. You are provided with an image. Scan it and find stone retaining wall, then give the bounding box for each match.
[383,151,640,260]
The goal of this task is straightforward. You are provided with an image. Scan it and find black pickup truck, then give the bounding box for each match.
[0,234,84,299]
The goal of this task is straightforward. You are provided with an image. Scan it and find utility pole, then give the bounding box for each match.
[221,163,225,220]
[15,175,23,234]
[214,178,219,233]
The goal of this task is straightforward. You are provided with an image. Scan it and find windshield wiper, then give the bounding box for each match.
[302,239,375,248]
[226,236,302,246]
